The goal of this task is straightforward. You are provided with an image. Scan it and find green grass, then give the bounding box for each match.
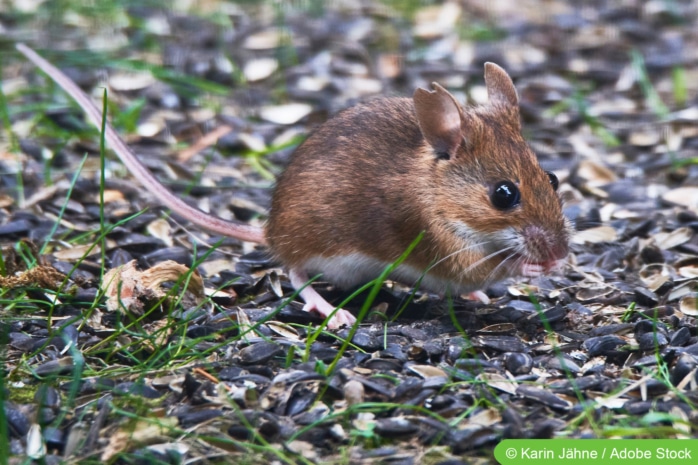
[236,134,305,181]
[630,50,670,119]
[0,53,24,207]
[0,103,428,458]
[0,329,8,465]
[544,86,621,148]
[0,232,433,463]
[0,144,430,461]
[3,0,698,462]
[671,66,687,107]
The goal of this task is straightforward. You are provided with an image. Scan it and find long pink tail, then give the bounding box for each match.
[16,43,266,245]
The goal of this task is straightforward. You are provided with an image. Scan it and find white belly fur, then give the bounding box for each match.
[302,253,476,294]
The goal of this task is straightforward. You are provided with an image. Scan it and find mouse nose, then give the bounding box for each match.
[549,241,569,261]
[522,225,569,261]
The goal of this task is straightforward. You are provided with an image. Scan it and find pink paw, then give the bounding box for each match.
[303,300,357,329]
[288,268,357,329]
[468,290,490,304]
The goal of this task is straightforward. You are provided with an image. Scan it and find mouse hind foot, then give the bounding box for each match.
[288,269,357,329]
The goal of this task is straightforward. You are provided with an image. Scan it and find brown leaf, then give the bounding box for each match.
[101,417,179,462]
[52,244,101,261]
[177,124,233,162]
[101,260,204,314]
[0,266,68,291]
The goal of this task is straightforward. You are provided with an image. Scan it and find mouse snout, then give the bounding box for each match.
[522,224,569,262]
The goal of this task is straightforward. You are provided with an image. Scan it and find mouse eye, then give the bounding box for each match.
[491,181,520,210]
[546,171,559,191]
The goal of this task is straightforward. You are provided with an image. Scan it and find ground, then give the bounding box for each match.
[1,1,698,464]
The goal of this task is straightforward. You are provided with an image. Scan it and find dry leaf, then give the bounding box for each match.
[244,27,284,50]
[26,424,46,460]
[102,189,127,203]
[571,226,618,244]
[377,53,403,79]
[259,103,313,125]
[109,72,156,91]
[628,128,661,146]
[679,295,698,316]
[653,227,693,250]
[140,319,175,352]
[146,443,190,457]
[466,408,502,427]
[102,260,204,314]
[478,372,517,395]
[413,2,462,39]
[576,283,614,301]
[637,263,672,292]
[662,187,698,209]
[177,124,233,162]
[237,132,266,152]
[678,263,698,278]
[53,244,100,261]
[197,258,235,277]
[85,308,107,331]
[101,417,179,461]
[575,159,618,187]
[0,193,14,208]
[343,379,364,406]
[667,280,698,301]
[244,57,278,82]
[670,406,691,437]
[407,365,447,379]
[146,218,173,247]
[286,441,318,461]
[267,321,299,340]
[22,184,58,208]
[236,307,253,342]
[0,266,68,291]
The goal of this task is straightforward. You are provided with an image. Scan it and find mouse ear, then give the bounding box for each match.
[413,83,462,159]
[484,62,518,107]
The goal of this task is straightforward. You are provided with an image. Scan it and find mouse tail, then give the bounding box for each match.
[17,43,266,245]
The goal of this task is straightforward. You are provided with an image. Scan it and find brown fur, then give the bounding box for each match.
[267,64,570,292]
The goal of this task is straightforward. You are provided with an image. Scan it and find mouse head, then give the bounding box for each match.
[413,63,570,282]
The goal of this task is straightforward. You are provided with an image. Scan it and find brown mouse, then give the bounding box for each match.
[17,43,571,329]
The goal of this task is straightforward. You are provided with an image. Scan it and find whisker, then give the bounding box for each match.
[426,240,494,272]
[479,237,532,283]
[407,240,494,291]
[458,244,517,279]
[474,253,516,287]
[482,250,517,285]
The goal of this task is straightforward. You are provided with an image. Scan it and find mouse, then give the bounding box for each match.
[17,43,571,329]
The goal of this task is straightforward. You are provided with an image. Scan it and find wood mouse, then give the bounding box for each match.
[17,43,571,329]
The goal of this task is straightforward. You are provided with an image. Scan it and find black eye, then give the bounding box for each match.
[546,171,559,191]
[491,181,520,210]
